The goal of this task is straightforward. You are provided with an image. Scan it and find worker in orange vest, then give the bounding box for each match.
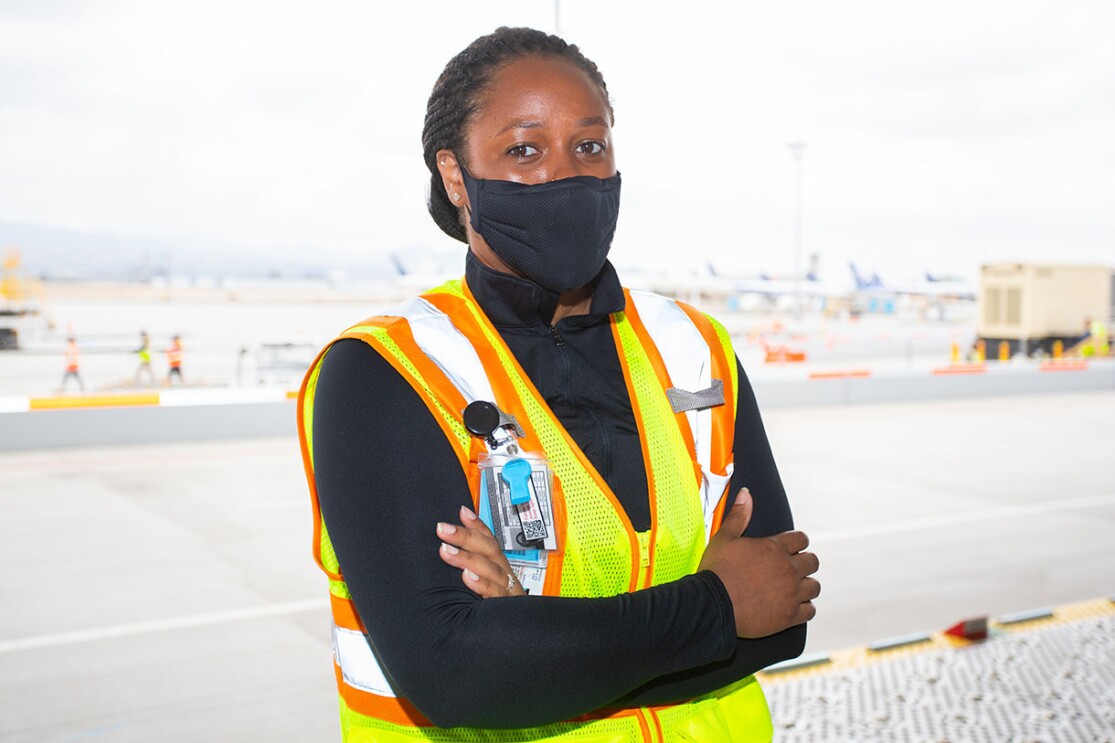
[60,336,84,393]
[165,334,184,385]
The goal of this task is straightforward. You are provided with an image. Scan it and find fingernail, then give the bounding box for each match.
[463,569,479,581]
[460,505,477,521]
[437,522,456,535]
[737,488,750,503]
[441,543,459,555]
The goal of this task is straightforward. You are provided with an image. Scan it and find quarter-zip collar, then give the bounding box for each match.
[465,251,625,329]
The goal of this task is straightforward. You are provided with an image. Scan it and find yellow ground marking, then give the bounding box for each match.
[29,394,161,410]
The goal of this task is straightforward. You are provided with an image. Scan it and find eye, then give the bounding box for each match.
[577,140,606,156]
[507,144,540,159]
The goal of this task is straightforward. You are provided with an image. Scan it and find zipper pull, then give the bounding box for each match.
[637,531,651,569]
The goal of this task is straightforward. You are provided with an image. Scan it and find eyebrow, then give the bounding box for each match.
[496,116,610,135]
[497,120,543,134]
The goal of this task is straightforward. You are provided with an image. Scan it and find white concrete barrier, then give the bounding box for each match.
[1,361,1112,450]
[0,388,299,450]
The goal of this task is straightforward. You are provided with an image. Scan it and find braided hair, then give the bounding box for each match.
[421,27,613,242]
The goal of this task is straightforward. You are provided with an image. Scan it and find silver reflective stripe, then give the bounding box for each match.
[666,379,725,414]
[627,290,713,471]
[394,297,527,441]
[700,468,734,539]
[626,290,732,539]
[389,296,497,407]
[332,624,397,697]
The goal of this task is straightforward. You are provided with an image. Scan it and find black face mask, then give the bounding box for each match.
[459,164,622,293]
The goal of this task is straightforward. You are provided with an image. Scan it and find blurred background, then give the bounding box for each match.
[1,1,1112,740]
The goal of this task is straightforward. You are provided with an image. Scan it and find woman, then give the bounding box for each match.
[298,26,820,742]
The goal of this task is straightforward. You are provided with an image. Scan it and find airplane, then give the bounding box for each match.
[850,262,976,301]
[714,259,856,307]
[386,249,460,292]
[620,258,846,308]
[617,252,870,316]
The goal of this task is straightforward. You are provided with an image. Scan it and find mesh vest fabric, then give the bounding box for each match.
[296,279,772,742]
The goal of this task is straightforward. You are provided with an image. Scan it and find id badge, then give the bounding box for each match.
[478,452,557,553]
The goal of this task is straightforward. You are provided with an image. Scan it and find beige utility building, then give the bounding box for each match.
[978,262,1112,356]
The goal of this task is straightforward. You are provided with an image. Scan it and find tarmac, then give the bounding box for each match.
[1,389,1113,741]
[761,598,1115,741]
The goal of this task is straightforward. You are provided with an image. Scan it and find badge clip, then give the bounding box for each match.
[464,400,525,454]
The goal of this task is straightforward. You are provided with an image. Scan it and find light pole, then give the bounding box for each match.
[554,0,561,35]
[787,141,807,316]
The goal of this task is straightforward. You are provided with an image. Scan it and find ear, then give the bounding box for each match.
[436,149,468,211]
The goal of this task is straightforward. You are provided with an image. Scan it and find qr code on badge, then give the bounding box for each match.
[520,519,547,542]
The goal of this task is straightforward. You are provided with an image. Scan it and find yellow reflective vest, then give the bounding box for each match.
[298,278,773,742]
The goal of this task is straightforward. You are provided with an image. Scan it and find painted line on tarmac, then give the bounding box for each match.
[0,598,325,654]
[811,492,1115,543]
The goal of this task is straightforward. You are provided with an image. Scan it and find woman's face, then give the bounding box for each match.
[436,55,616,273]
[462,55,615,183]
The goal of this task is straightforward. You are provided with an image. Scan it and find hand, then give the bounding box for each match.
[437,505,527,598]
[697,488,820,638]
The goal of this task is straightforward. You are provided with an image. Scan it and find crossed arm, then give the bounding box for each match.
[312,339,818,727]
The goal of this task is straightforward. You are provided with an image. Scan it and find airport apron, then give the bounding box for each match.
[298,278,773,742]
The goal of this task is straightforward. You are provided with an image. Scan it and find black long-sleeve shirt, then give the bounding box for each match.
[310,254,804,729]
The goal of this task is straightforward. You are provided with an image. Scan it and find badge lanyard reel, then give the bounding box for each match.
[464,401,556,594]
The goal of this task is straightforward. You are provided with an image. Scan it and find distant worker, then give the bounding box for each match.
[59,336,84,393]
[1079,317,1109,357]
[968,338,986,363]
[1091,317,1109,357]
[134,330,156,387]
[165,335,184,385]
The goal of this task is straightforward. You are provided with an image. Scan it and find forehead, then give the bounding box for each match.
[472,55,611,125]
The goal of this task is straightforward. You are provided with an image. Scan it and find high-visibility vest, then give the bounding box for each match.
[1091,320,1109,355]
[65,343,79,372]
[167,341,183,368]
[297,278,773,742]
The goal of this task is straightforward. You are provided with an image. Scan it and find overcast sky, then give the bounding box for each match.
[1,0,1113,281]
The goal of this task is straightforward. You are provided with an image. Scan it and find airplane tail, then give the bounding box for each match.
[849,261,868,290]
[849,262,883,290]
[388,253,408,277]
